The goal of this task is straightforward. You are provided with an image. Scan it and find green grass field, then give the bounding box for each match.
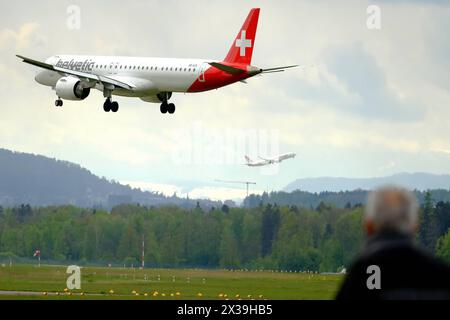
[0,264,343,300]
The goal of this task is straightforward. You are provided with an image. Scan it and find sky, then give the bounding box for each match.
[1,0,450,201]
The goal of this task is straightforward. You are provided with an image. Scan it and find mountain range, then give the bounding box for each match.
[0,148,221,209]
[284,173,450,193]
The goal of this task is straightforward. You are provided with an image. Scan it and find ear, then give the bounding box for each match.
[364,220,375,236]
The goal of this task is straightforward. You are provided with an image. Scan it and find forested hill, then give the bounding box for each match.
[243,189,450,209]
[0,148,220,209]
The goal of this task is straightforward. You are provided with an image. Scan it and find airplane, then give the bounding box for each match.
[16,8,296,114]
[244,152,296,167]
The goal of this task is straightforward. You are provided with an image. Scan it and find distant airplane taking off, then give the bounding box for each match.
[244,153,296,167]
[16,8,296,114]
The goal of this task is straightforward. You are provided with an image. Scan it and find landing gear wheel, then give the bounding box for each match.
[111,101,119,112]
[103,99,112,112]
[160,102,168,114]
[55,99,63,107]
[167,103,175,114]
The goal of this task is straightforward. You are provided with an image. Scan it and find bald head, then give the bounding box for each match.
[364,186,419,236]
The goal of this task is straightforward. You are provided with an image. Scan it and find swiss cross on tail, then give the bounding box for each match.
[224,8,260,64]
[236,30,252,56]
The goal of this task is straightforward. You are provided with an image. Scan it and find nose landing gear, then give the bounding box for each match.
[55,98,63,107]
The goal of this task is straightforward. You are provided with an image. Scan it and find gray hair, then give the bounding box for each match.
[365,185,419,235]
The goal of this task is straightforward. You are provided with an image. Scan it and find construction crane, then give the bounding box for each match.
[215,179,257,197]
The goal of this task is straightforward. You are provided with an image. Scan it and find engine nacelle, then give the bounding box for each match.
[55,76,90,100]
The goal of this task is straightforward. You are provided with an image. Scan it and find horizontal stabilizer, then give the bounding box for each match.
[208,62,246,74]
[261,65,298,73]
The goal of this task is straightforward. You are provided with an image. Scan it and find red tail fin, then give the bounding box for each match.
[224,8,260,65]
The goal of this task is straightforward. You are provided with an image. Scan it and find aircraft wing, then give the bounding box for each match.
[258,156,272,162]
[16,55,135,90]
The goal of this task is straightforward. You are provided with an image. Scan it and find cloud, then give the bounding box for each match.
[122,181,181,196]
[0,22,46,51]
[1,1,450,197]
[430,147,450,156]
[123,180,264,202]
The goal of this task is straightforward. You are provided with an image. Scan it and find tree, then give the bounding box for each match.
[261,204,281,257]
[219,220,240,267]
[436,228,450,263]
[419,192,440,250]
[434,201,450,237]
[334,209,364,267]
[221,204,230,213]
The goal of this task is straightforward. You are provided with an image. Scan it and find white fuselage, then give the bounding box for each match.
[245,152,296,166]
[35,55,213,101]
[276,152,296,162]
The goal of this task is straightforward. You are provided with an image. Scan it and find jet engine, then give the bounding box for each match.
[55,76,90,100]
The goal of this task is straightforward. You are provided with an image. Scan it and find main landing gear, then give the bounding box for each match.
[103,98,119,112]
[157,92,175,114]
[55,98,63,107]
[160,101,175,114]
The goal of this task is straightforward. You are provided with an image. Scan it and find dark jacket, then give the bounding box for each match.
[336,231,450,300]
